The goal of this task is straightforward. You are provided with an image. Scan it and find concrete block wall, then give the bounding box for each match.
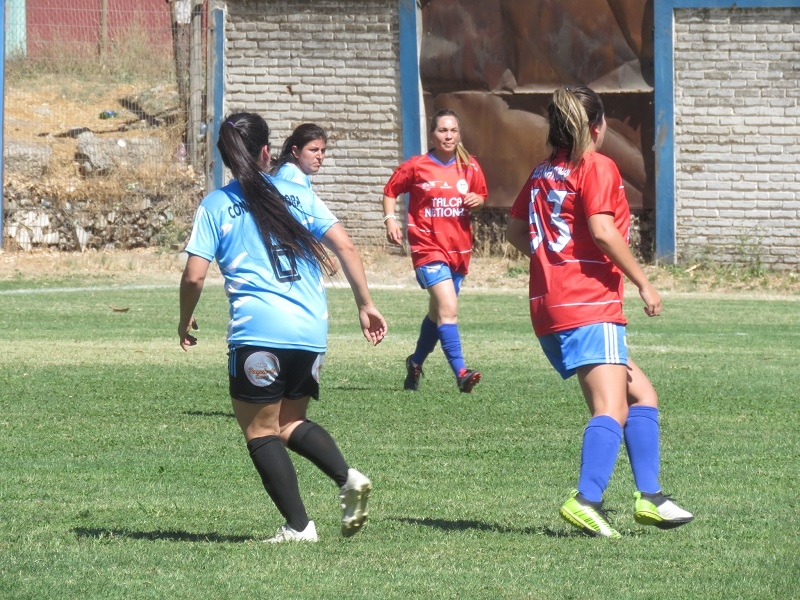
[223,0,402,248]
[673,7,800,270]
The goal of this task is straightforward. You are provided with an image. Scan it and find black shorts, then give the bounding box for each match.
[228,345,323,404]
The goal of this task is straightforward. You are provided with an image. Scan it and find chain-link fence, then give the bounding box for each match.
[3,0,208,251]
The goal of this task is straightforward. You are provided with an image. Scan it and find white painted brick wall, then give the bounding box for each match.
[224,0,402,248]
[674,7,800,270]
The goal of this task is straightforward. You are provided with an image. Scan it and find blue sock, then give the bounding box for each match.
[624,406,661,494]
[437,323,466,376]
[577,416,623,503]
[411,316,439,366]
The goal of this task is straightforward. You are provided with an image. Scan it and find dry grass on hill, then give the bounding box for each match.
[4,72,192,209]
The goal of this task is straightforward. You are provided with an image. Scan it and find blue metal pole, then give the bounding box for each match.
[210,6,225,190]
[398,0,422,160]
[653,0,676,263]
[0,1,6,249]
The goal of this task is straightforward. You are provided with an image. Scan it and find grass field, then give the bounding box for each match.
[0,272,798,599]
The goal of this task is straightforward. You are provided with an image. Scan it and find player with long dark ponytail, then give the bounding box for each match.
[179,112,387,542]
[217,114,332,275]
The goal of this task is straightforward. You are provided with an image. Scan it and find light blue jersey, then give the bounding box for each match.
[275,162,312,189]
[185,175,337,352]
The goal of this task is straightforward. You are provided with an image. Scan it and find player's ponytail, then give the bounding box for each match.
[547,86,605,166]
[216,113,333,275]
[454,141,471,173]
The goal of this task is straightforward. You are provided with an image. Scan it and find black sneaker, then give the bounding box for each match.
[456,369,481,393]
[404,355,423,391]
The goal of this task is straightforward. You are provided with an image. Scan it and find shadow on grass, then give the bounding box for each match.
[183,410,234,418]
[327,384,372,391]
[391,517,586,538]
[72,527,253,543]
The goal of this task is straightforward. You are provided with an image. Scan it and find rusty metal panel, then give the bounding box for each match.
[420,0,654,211]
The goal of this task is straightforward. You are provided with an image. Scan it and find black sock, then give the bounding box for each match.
[247,435,309,532]
[287,421,349,488]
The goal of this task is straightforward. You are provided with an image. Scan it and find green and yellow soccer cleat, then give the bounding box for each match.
[560,489,621,539]
[633,491,694,529]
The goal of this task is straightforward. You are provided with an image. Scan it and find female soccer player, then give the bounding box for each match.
[506,86,693,538]
[271,122,327,188]
[179,113,387,542]
[272,123,337,274]
[383,109,487,393]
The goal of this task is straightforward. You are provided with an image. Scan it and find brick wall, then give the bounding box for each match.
[673,7,800,270]
[224,0,402,248]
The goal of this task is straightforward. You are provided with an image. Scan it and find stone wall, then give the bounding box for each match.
[673,7,800,270]
[223,0,402,248]
[2,134,200,251]
[2,178,201,252]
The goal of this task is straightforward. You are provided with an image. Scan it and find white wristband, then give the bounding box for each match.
[383,214,397,223]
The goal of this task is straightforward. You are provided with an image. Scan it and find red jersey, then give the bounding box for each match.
[384,153,488,274]
[509,150,631,336]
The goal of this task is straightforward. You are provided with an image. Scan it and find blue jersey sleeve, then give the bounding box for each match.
[185,199,222,261]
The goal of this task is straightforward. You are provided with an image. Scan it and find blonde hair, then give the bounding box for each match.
[430,108,471,172]
[547,86,605,166]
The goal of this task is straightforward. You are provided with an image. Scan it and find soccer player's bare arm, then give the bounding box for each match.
[505,217,532,256]
[587,213,661,317]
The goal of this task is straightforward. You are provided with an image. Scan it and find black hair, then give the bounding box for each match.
[216,113,332,275]
[270,123,328,174]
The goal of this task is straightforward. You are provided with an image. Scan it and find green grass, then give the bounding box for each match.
[0,277,798,599]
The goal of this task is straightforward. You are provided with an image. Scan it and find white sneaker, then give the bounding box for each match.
[634,491,694,529]
[265,520,319,543]
[339,468,372,537]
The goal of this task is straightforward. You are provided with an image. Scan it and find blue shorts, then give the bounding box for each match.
[228,345,323,404]
[538,323,628,380]
[415,262,465,295]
